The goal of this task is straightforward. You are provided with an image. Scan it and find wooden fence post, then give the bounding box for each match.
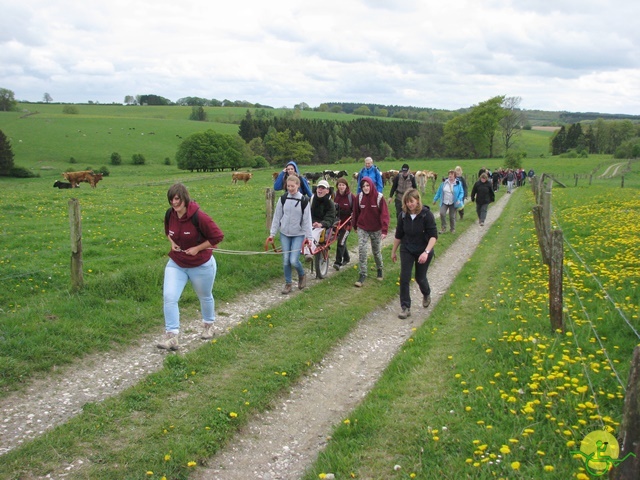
[549,229,564,332]
[265,188,275,231]
[68,198,84,292]
[611,346,640,479]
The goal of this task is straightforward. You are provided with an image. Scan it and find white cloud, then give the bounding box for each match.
[1,0,639,113]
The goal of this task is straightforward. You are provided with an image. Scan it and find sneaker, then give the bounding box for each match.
[333,263,341,271]
[281,283,292,295]
[354,274,366,287]
[157,332,179,350]
[298,275,307,290]
[439,229,447,234]
[423,295,431,308]
[398,307,411,319]
[377,268,383,281]
[305,254,314,262]
[201,322,216,340]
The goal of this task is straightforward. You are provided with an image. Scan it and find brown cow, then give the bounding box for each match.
[62,170,94,188]
[231,172,253,184]
[89,173,103,188]
[272,172,279,181]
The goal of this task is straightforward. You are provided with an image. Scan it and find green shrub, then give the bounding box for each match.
[131,153,146,165]
[69,157,77,164]
[62,105,79,114]
[252,155,268,168]
[10,166,38,178]
[164,157,171,165]
[110,152,122,165]
[98,166,110,176]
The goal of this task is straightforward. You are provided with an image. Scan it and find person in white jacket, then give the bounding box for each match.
[267,174,313,294]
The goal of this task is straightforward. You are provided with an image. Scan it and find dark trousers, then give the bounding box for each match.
[399,248,433,309]
[334,228,351,265]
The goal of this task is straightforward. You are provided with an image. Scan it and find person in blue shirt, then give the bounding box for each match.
[356,156,384,194]
[433,170,465,234]
[273,161,313,198]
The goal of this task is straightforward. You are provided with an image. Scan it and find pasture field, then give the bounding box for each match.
[0,106,637,478]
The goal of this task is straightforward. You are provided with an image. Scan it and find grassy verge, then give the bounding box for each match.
[303,180,639,479]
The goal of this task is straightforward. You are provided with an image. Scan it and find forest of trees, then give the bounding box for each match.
[237,95,524,165]
[550,119,640,157]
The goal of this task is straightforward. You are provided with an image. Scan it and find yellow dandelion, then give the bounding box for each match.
[511,461,520,470]
[544,465,554,472]
[500,445,511,454]
[229,412,238,418]
[164,454,171,461]
[187,461,197,467]
[146,472,153,476]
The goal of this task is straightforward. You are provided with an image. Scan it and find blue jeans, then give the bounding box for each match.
[163,257,217,333]
[280,234,305,284]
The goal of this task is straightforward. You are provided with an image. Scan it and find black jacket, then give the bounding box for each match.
[394,205,438,255]
[471,180,495,205]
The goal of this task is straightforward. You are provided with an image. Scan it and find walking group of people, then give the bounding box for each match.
[157,157,503,349]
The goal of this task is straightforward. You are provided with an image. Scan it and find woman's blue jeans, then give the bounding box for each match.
[280,234,305,284]
[163,257,217,333]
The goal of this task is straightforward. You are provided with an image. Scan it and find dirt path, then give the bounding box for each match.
[0,192,512,478]
[599,161,627,178]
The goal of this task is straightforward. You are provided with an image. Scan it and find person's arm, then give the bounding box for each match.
[389,175,398,198]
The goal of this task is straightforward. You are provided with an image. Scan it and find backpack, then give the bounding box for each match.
[280,193,309,225]
[164,207,203,242]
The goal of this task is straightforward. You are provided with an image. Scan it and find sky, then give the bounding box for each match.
[2,0,640,115]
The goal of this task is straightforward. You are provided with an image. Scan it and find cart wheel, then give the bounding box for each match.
[315,248,330,279]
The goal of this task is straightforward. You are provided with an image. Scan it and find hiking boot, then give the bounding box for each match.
[201,322,216,340]
[333,263,341,271]
[354,274,366,287]
[459,210,464,220]
[479,221,484,226]
[343,258,350,266]
[281,283,292,295]
[439,228,447,234]
[423,295,431,308]
[450,229,456,234]
[377,268,383,281]
[157,332,179,350]
[298,275,307,290]
[398,307,411,319]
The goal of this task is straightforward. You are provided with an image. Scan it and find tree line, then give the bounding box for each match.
[550,119,640,158]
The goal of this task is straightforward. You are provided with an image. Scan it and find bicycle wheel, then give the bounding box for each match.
[315,247,330,279]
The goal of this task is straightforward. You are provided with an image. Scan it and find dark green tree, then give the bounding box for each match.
[551,126,567,155]
[0,88,18,112]
[0,129,15,175]
[189,106,208,121]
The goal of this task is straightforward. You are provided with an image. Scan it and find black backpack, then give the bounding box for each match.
[280,194,309,226]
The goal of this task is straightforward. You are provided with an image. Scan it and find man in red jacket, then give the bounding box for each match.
[352,177,390,287]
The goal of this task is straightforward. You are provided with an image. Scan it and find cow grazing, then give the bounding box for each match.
[272,172,279,181]
[415,170,438,193]
[232,172,253,184]
[53,180,74,189]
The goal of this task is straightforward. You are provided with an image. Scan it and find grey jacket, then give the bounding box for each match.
[270,192,313,240]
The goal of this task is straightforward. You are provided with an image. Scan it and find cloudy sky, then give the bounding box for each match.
[2,0,639,114]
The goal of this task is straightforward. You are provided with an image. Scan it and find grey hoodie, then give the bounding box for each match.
[270,191,313,240]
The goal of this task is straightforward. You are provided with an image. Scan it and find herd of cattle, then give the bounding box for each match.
[54,170,104,189]
[53,167,438,191]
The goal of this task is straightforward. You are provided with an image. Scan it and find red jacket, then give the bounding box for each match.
[165,201,224,268]
[353,177,390,235]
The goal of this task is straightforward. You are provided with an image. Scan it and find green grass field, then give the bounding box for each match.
[0,106,638,479]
